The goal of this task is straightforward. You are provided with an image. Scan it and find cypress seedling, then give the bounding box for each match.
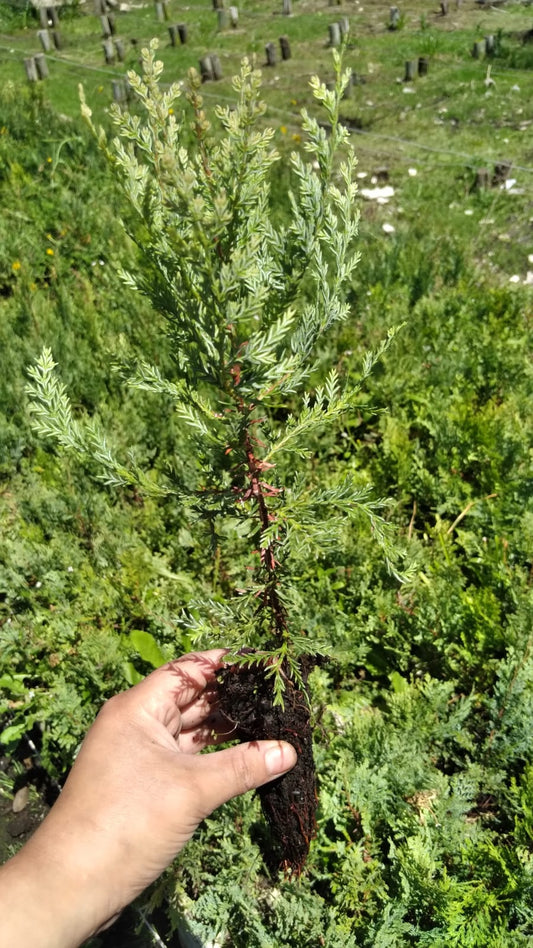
[27,40,404,871]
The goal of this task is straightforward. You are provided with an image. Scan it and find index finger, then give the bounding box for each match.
[127,649,228,730]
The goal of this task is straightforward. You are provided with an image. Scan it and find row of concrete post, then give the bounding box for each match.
[24,53,49,81]
[328,18,349,47]
[212,0,288,12]
[472,35,495,58]
[23,1,498,93]
[404,57,429,81]
[265,36,291,66]
[38,5,59,28]
[37,28,61,52]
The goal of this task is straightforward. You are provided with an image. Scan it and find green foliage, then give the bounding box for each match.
[0,24,532,947]
[0,84,198,775]
[27,43,406,702]
[142,638,533,946]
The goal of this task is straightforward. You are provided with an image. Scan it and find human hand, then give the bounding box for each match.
[0,649,297,948]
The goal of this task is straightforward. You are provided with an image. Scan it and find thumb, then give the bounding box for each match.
[195,740,297,816]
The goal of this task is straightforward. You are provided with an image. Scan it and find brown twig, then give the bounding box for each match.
[446,493,498,536]
[408,500,417,540]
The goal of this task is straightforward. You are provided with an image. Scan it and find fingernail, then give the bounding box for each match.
[265,742,296,776]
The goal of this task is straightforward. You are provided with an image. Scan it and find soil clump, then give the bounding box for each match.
[217,656,317,874]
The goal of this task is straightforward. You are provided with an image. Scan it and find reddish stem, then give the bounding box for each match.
[242,426,288,641]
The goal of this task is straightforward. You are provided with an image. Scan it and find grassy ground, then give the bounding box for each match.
[1,0,532,282]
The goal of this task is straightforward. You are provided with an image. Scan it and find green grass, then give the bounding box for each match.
[3,0,531,279]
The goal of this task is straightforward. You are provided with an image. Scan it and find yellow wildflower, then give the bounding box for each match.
[12,260,21,272]
[47,157,52,163]
[292,133,302,143]
[46,248,54,256]
[168,107,174,115]
[280,125,287,135]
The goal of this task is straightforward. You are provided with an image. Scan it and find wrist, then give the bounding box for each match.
[0,814,121,948]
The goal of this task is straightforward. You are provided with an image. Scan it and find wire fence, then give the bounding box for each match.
[2,4,533,186]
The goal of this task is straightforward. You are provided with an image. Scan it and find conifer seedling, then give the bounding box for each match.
[27,40,402,872]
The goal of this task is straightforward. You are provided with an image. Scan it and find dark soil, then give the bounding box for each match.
[0,750,54,865]
[216,656,317,875]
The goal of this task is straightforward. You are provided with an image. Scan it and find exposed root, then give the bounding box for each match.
[217,658,317,874]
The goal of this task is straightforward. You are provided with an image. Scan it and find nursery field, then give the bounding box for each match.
[1,0,533,945]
